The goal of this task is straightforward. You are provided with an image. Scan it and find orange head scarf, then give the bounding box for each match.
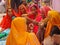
[6,17,40,45]
[45,10,60,38]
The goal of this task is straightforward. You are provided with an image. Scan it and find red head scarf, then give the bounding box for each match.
[29,4,41,14]
[28,4,41,19]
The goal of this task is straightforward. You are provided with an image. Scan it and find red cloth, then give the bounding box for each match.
[0,9,16,30]
[0,5,29,30]
[41,6,51,17]
[28,4,42,34]
[33,15,42,34]
[12,10,20,17]
[0,15,12,30]
[28,4,41,19]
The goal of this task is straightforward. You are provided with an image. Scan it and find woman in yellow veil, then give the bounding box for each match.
[6,17,40,45]
[45,10,60,38]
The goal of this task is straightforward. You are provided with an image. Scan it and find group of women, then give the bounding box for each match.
[0,0,60,45]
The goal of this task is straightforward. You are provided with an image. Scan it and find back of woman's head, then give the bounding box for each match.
[11,17,27,32]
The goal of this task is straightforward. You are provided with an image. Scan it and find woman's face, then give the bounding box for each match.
[31,6,37,14]
[19,5,26,14]
[7,9,12,17]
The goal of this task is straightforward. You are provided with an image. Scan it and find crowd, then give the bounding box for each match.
[0,0,60,45]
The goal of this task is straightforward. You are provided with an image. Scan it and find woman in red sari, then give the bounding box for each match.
[0,9,13,31]
[28,4,43,34]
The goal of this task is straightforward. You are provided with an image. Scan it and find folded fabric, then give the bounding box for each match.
[0,28,10,39]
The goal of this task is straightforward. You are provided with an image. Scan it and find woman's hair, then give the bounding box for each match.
[50,25,60,37]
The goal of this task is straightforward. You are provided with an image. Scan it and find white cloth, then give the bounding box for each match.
[0,0,5,6]
[43,36,54,45]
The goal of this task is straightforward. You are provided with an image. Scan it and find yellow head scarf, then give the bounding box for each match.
[45,10,60,38]
[6,17,40,45]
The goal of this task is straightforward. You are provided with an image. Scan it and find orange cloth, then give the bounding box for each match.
[45,11,60,38]
[6,17,40,45]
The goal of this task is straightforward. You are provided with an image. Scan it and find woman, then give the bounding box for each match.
[45,10,60,38]
[36,10,60,43]
[0,9,15,39]
[28,4,43,34]
[21,4,42,33]
[6,17,41,45]
[0,9,13,31]
[13,4,28,17]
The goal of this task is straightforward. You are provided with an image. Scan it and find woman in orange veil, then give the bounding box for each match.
[6,17,41,45]
[45,10,60,38]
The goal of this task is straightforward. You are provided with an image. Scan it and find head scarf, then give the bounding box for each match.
[12,4,28,17]
[18,4,28,16]
[6,17,41,45]
[29,4,43,34]
[29,4,41,13]
[28,4,41,19]
[45,10,60,38]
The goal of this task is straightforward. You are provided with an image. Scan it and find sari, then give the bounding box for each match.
[0,9,17,31]
[29,4,43,34]
[0,14,12,30]
[45,10,60,38]
[6,17,40,45]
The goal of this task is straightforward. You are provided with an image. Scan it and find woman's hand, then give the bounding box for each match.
[22,14,28,17]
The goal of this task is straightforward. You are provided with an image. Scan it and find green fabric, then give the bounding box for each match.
[0,33,6,39]
[26,0,32,3]
[0,28,10,39]
[12,16,15,20]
